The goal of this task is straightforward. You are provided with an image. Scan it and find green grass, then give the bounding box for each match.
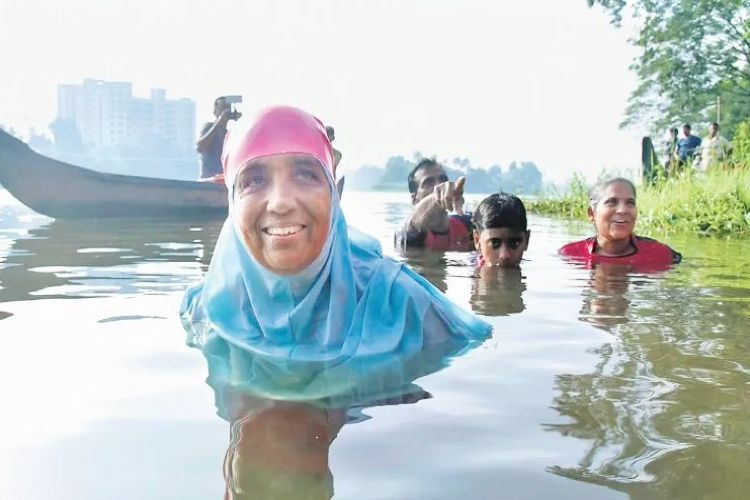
[528,168,750,238]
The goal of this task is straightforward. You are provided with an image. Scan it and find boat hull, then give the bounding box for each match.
[0,129,228,218]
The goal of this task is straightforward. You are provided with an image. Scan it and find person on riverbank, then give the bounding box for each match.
[397,159,474,251]
[196,96,242,180]
[559,178,681,269]
[181,106,490,362]
[675,123,701,167]
[663,127,679,173]
[472,193,530,268]
[697,122,732,171]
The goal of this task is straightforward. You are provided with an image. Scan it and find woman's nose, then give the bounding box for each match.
[266,181,295,214]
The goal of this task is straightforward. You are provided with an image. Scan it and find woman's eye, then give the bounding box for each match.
[236,176,265,194]
[297,169,322,182]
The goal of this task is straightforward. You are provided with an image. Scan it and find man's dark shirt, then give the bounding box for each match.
[199,121,227,178]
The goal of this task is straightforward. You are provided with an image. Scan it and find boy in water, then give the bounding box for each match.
[472,193,530,267]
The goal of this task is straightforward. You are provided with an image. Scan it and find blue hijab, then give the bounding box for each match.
[180,106,490,363]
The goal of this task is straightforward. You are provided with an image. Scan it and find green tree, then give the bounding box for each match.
[588,0,750,135]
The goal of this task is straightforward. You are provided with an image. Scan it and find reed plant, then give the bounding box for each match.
[527,173,589,220]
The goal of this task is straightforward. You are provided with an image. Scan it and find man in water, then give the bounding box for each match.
[196,96,241,179]
[397,158,474,251]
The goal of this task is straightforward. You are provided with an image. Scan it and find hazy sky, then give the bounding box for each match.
[0,0,643,182]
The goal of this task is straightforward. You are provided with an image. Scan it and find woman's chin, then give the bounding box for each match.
[608,225,634,240]
[261,248,319,275]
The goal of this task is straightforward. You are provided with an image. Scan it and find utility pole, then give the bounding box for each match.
[717,96,721,123]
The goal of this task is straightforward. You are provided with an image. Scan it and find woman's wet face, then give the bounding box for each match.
[233,153,332,274]
[590,181,637,243]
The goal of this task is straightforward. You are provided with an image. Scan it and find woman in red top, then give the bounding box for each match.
[559,177,681,271]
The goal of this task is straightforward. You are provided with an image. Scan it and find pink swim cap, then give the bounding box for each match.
[222,106,334,186]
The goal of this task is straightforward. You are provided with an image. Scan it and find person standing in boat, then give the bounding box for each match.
[325,125,342,178]
[196,96,242,180]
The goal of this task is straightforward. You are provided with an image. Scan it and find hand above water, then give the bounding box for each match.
[433,176,466,215]
[404,176,467,236]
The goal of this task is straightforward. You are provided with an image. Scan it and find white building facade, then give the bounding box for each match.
[57,79,196,155]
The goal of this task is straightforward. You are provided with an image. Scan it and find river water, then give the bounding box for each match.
[0,189,748,500]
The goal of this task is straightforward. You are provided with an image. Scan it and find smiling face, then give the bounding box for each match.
[588,181,637,244]
[233,153,332,275]
[473,227,530,267]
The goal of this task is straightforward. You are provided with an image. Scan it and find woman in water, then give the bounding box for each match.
[181,106,489,363]
[559,177,681,269]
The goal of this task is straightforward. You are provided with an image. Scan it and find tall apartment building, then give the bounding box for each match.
[57,79,196,155]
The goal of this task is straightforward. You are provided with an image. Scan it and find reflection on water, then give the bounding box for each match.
[471,265,526,316]
[0,215,222,303]
[547,256,750,499]
[578,264,632,328]
[198,332,466,499]
[398,249,450,292]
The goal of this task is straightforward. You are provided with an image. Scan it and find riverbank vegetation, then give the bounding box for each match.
[531,2,750,237]
[528,166,750,238]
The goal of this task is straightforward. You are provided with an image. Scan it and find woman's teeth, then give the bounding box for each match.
[264,225,304,236]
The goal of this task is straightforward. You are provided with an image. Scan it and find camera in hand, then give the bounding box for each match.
[224,95,243,121]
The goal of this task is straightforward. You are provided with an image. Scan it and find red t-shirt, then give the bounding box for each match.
[559,236,681,272]
[423,216,474,251]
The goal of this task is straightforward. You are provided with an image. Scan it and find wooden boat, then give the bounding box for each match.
[0,129,228,218]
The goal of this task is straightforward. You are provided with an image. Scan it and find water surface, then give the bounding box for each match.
[1,189,748,499]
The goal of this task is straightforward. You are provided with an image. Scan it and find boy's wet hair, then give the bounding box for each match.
[407,158,441,194]
[473,193,527,232]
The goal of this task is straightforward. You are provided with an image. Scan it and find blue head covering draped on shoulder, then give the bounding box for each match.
[180,106,490,363]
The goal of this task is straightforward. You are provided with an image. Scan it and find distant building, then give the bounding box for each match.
[57,79,196,155]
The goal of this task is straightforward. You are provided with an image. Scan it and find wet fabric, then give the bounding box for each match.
[424,215,474,251]
[396,214,474,251]
[181,106,490,364]
[559,236,682,271]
